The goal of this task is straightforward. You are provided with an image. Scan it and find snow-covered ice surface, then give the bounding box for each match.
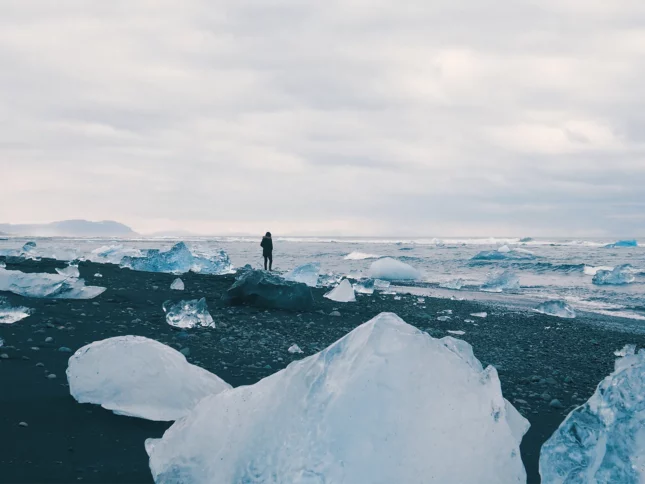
[0,268,105,299]
[170,278,184,290]
[481,271,520,292]
[147,312,528,484]
[0,296,32,324]
[592,264,635,285]
[67,336,230,421]
[120,242,232,275]
[162,298,214,329]
[534,300,576,319]
[284,262,320,287]
[324,279,356,303]
[539,346,645,484]
[368,257,420,281]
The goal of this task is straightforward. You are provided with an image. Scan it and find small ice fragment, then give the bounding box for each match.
[0,297,32,324]
[0,261,5,268]
[498,245,511,253]
[353,279,375,294]
[464,319,475,323]
[0,337,3,347]
[534,300,576,319]
[94,273,103,278]
[368,257,420,281]
[437,316,451,322]
[55,264,80,278]
[374,279,391,290]
[163,298,215,328]
[447,330,465,335]
[439,309,453,315]
[67,335,230,421]
[440,279,465,290]
[418,298,425,303]
[324,279,356,303]
[288,344,303,354]
[471,312,488,318]
[284,262,320,287]
[344,252,381,260]
[481,271,520,293]
[170,278,185,290]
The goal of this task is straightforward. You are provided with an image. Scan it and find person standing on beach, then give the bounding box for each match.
[261,232,273,270]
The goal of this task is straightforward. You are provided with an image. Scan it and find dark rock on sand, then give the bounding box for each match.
[223,270,314,311]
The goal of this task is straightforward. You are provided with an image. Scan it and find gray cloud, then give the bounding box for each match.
[1,0,644,236]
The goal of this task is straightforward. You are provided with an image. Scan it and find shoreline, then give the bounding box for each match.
[2,257,644,483]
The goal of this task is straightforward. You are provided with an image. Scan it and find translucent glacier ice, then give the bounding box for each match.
[284,262,320,287]
[592,264,635,285]
[481,271,520,292]
[147,312,528,484]
[163,298,214,329]
[440,278,466,290]
[22,241,37,252]
[67,336,230,421]
[0,296,32,324]
[120,242,232,275]
[472,249,535,261]
[170,278,184,290]
[534,300,576,319]
[498,245,511,253]
[368,257,420,281]
[0,268,105,299]
[604,239,638,248]
[318,272,343,287]
[324,279,356,303]
[55,263,80,278]
[353,278,375,294]
[539,347,645,483]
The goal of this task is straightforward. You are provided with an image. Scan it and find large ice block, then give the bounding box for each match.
[147,312,528,483]
[0,268,105,299]
[284,262,321,287]
[367,257,420,281]
[67,336,230,421]
[324,279,356,302]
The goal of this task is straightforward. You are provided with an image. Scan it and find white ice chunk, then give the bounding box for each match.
[67,335,230,421]
[0,268,105,299]
[471,312,488,318]
[170,278,184,290]
[284,262,320,287]
[288,344,303,354]
[583,265,614,276]
[481,271,520,292]
[592,264,635,285]
[498,245,511,253]
[368,257,420,281]
[534,300,576,319]
[324,279,356,303]
[447,330,465,335]
[0,296,32,324]
[539,347,645,483]
[440,278,465,290]
[163,298,214,328]
[147,312,528,484]
[344,252,381,260]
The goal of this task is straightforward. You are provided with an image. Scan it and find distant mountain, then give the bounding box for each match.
[0,220,137,237]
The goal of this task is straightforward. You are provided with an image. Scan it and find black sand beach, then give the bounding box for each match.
[1,257,643,483]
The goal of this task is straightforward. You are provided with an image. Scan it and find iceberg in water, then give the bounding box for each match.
[0,296,32,324]
[170,278,184,290]
[120,242,232,275]
[604,239,638,248]
[67,336,230,421]
[147,313,528,484]
[163,298,215,329]
[592,264,635,285]
[440,278,466,290]
[0,268,105,299]
[344,251,381,260]
[481,271,520,293]
[324,279,356,303]
[472,248,535,261]
[368,257,421,281]
[534,300,576,319]
[539,346,645,483]
[284,262,320,287]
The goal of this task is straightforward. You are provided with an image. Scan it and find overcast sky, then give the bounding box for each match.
[1,0,644,236]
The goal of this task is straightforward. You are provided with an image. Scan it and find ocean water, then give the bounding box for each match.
[0,236,643,322]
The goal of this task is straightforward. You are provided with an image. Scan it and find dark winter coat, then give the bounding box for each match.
[261,237,273,257]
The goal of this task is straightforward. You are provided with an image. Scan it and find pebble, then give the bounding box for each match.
[564,376,574,384]
[31,347,40,351]
[329,311,341,317]
[18,421,28,427]
[47,374,57,379]
[45,337,54,343]
[541,392,552,401]
[1,353,9,359]
[549,399,564,409]
[36,362,44,367]
[58,347,73,353]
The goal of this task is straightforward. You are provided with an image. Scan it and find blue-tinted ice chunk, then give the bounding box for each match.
[592,264,635,285]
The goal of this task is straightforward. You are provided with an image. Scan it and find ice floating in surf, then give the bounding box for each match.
[592,264,635,285]
[344,251,381,260]
[481,271,520,293]
[147,312,528,484]
[539,345,645,483]
[0,268,105,299]
[284,262,320,287]
[368,257,421,281]
[67,336,230,421]
[604,240,638,248]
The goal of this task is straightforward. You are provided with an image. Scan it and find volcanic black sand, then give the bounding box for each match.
[2,258,644,484]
